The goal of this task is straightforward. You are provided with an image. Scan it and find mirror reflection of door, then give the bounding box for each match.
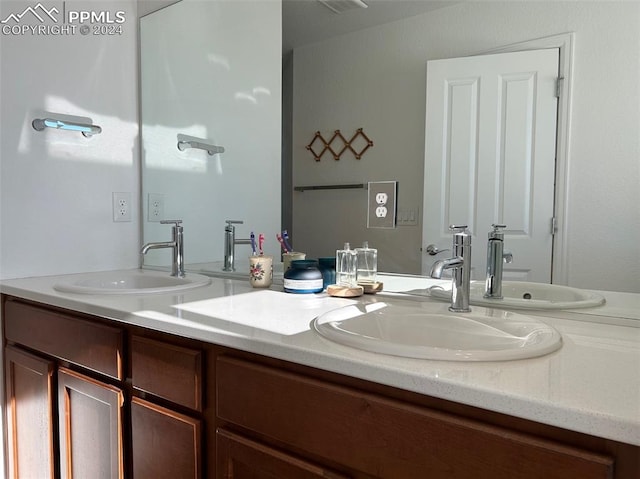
[422,48,559,283]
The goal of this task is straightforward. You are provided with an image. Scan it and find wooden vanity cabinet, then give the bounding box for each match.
[3,298,125,479]
[1,296,208,479]
[3,294,639,479]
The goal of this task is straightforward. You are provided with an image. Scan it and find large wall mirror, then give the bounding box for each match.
[140,0,640,293]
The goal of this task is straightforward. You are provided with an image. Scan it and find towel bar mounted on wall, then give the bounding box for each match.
[32,117,102,137]
[177,138,225,156]
[294,183,367,192]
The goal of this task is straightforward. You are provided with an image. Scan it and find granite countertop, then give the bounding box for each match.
[1,269,639,446]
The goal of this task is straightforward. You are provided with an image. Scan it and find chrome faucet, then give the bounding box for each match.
[429,225,472,312]
[141,220,185,278]
[484,224,513,299]
[223,220,252,271]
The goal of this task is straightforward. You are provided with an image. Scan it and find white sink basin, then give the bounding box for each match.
[54,269,211,295]
[312,301,562,361]
[429,281,605,310]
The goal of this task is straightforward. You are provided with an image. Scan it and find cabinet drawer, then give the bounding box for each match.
[131,336,203,411]
[217,428,350,479]
[4,299,123,380]
[217,357,614,479]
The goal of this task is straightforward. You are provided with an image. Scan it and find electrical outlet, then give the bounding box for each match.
[112,192,132,222]
[367,181,397,228]
[147,193,165,222]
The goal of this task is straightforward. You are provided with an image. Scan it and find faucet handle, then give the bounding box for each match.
[449,224,468,233]
[489,223,507,239]
[161,219,182,227]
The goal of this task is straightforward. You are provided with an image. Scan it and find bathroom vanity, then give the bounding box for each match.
[1,272,638,478]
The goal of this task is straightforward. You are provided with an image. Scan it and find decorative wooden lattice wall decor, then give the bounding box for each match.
[306,128,373,161]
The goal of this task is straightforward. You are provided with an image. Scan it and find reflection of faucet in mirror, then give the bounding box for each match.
[141,220,185,278]
[223,220,252,272]
[484,224,513,300]
[430,225,472,313]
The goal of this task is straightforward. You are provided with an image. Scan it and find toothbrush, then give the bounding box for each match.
[258,233,265,256]
[282,230,293,252]
[250,232,257,256]
[276,233,289,253]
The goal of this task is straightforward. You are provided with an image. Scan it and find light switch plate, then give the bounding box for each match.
[397,206,419,226]
[367,181,397,228]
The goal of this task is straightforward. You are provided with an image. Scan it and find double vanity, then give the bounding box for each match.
[1,269,638,478]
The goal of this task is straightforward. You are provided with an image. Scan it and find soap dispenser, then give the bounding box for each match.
[355,241,377,284]
[336,242,357,287]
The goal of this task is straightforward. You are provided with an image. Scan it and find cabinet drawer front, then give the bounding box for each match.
[217,357,614,479]
[217,428,350,479]
[131,335,203,411]
[4,300,123,380]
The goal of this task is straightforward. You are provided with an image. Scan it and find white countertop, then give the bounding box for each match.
[1,269,639,446]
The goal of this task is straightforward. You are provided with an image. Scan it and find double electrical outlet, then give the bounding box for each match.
[367,181,397,228]
[147,193,165,222]
[112,192,132,222]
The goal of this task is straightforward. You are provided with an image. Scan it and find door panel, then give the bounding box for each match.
[5,346,55,479]
[58,367,124,479]
[131,396,202,479]
[423,49,559,283]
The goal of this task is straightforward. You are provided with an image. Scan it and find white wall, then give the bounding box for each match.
[140,0,282,267]
[292,1,640,293]
[0,0,140,280]
[0,0,139,474]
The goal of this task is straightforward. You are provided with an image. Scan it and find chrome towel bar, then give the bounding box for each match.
[177,139,225,156]
[32,118,102,137]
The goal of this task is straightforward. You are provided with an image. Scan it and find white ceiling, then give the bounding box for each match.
[283,0,459,53]
[138,0,459,52]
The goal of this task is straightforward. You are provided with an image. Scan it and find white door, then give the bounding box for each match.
[422,49,559,283]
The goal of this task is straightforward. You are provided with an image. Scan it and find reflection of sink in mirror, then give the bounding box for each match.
[429,281,605,310]
[312,301,562,361]
[188,261,285,281]
[54,269,211,295]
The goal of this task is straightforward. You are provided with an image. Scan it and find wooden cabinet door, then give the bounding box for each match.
[58,367,124,479]
[216,429,350,479]
[131,396,202,479]
[4,346,55,479]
